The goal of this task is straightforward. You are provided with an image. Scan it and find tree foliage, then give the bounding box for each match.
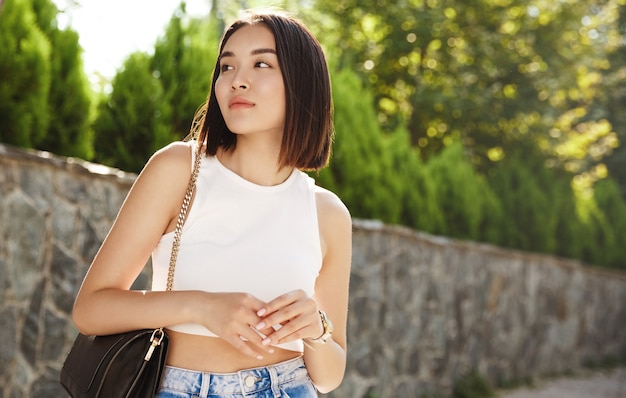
[31,0,93,158]
[0,0,92,158]
[152,5,219,139]
[592,178,626,268]
[318,69,444,230]
[0,0,51,147]
[601,3,626,199]
[486,150,578,255]
[92,53,171,172]
[574,176,626,269]
[305,0,626,268]
[93,5,218,172]
[309,0,624,175]
[425,142,503,243]
[320,69,504,243]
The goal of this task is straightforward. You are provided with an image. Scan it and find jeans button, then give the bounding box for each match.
[244,375,255,387]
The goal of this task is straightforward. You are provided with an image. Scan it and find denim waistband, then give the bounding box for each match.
[160,356,309,396]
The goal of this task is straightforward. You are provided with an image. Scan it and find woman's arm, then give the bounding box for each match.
[72,142,204,335]
[302,188,352,393]
[255,187,352,393]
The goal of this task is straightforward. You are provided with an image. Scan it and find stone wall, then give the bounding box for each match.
[1,143,625,398]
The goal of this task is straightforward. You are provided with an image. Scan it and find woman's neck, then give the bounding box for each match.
[217,141,293,187]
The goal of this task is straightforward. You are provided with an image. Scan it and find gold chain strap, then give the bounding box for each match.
[166,144,203,292]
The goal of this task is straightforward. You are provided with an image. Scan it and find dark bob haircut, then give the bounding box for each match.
[193,10,334,171]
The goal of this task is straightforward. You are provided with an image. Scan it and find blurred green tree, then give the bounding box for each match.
[0,0,51,147]
[92,53,171,172]
[92,5,220,172]
[574,176,626,269]
[152,3,218,140]
[306,0,626,269]
[317,68,406,224]
[425,141,503,243]
[592,178,626,269]
[31,0,94,159]
[601,3,626,200]
[318,68,441,227]
[309,0,622,174]
[486,147,581,255]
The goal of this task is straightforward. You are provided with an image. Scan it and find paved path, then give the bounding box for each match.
[499,367,626,398]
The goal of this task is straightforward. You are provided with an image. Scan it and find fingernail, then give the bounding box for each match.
[262,338,271,346]
[256,322,266,330]
[268,348,275,354]
[256,355,264,360]
[257,309,266,316]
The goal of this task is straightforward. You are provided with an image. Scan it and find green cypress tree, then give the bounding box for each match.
[0,0,51,147]
[92,53,171,172]
[317,69,404,223]
[425,142,502,242]
[92,9,219,173]
[575,191,614,267]
[602,6,626,200]
[590,178,626,269]
[151,6,218,141]
[385,125,444,234]
[318,68,445,232]
[31,0,93,159]
[487,152,582,255]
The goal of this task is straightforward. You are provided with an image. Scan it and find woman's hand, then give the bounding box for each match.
[196,292,275,359]
[253,289,324,346]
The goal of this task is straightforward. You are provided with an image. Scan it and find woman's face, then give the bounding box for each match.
[215,24,286,139]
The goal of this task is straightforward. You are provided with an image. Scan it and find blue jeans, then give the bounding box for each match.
[155,356,318,397]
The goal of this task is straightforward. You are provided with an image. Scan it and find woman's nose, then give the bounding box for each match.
[230,71,249,90]
[232,82,248,90]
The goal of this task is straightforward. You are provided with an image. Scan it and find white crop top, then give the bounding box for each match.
[151,141,323,352]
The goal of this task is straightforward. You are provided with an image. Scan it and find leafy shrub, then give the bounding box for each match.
[425,142,503,243]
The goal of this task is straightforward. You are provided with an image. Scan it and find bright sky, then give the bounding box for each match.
[52,0,211,84]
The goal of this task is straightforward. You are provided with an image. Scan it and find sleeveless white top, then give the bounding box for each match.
[151,142,323,352]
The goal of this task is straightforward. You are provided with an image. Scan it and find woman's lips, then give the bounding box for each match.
[229,97,254,109]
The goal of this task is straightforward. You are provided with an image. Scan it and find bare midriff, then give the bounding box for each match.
[164,329,302,373]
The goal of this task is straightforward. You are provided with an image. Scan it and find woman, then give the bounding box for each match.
[72,9,352,397]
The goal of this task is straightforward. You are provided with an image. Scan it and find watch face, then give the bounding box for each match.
[321,311,333,333]
[325,315,333,333]
[308,310,334,343]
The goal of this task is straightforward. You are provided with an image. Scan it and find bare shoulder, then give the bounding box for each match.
[315,186,352,254]
[127,141,195,219]
[145,141,194,174]
[314,186,351,285]
[315,186,351,223]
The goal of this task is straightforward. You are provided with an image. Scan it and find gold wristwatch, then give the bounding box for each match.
[308,310,334,344]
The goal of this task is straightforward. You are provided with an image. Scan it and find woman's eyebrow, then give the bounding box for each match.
[251,48,277,56]
[220,48,277,59]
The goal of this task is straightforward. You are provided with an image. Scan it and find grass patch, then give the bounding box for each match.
[584,355,625,370]
[451,369,495,398]
[494,374,535,390]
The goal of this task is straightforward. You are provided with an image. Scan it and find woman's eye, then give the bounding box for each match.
[255,61,270,68]
[220,64,233,72]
